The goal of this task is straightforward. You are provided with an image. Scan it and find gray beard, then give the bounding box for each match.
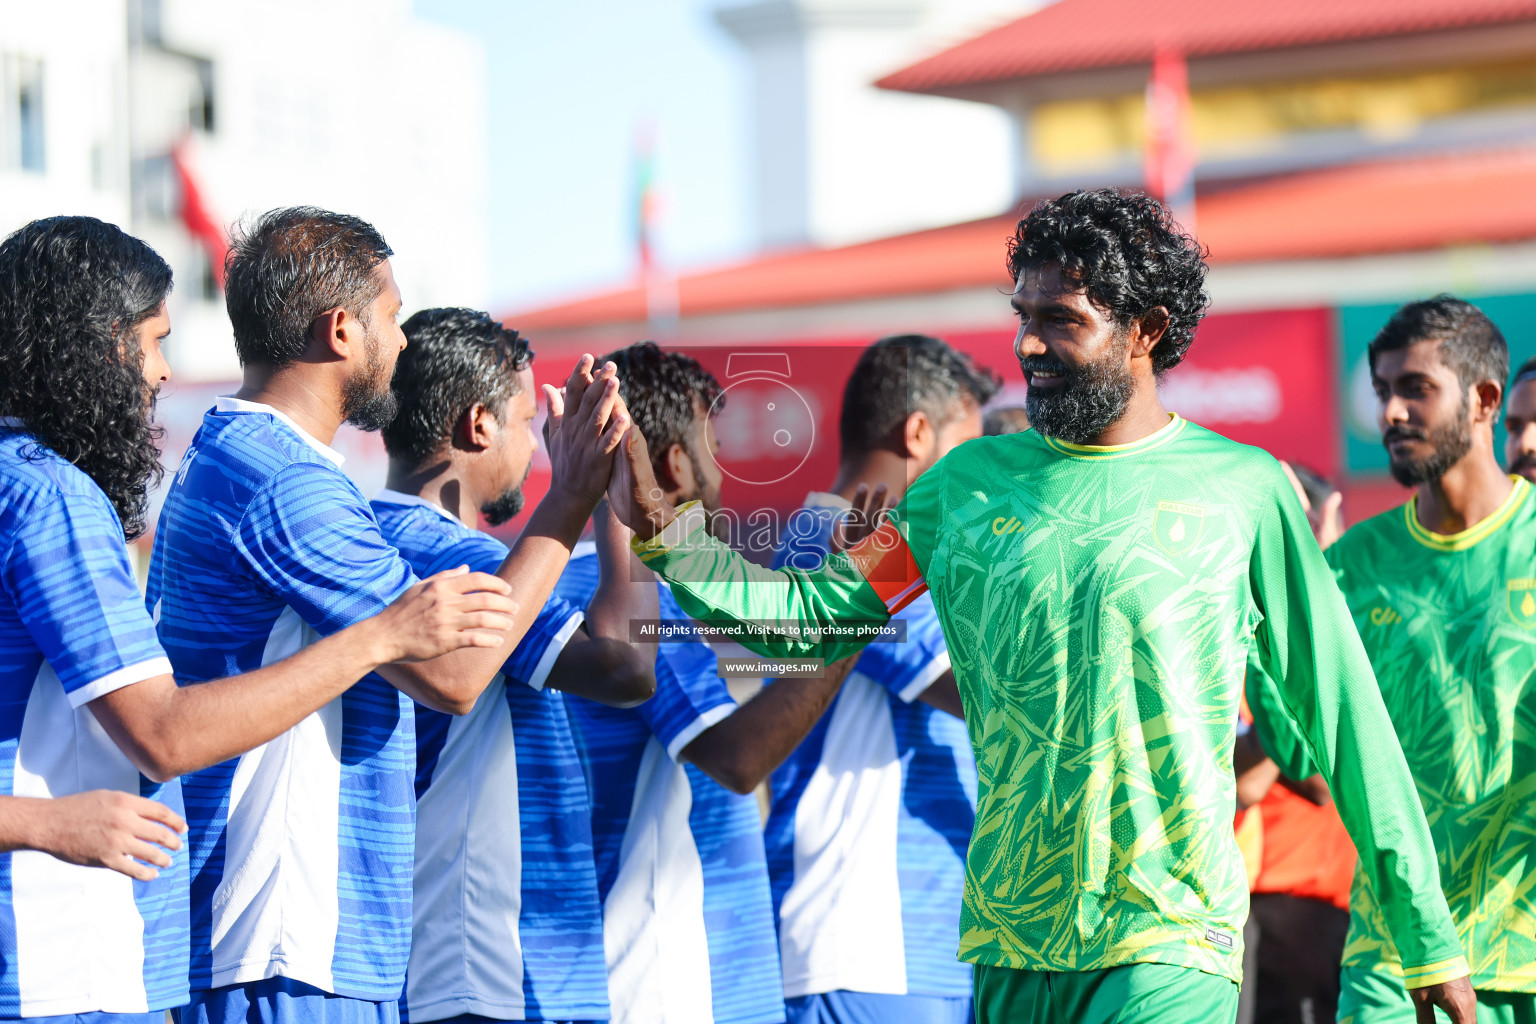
[1021,349,1136,445]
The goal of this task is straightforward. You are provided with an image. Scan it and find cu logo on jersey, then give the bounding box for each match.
[1153,500,1205,556]
[1508,579,1536,629]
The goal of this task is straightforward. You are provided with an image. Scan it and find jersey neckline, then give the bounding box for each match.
[1403,475,1529,552]
[373,487,464,525]
[214,395,345,466]
[1039,413,1186,460]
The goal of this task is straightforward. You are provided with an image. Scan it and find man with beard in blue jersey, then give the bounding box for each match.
[148,209,629,1024]
[373,307,660,1024]
[553,342,874,1024]
[769,335,996,1024]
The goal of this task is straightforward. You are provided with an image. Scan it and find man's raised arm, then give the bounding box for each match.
[609,428,932,665]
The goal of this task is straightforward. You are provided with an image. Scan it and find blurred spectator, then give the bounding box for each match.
[982,405,1031,436]
[1504,356,1536,482]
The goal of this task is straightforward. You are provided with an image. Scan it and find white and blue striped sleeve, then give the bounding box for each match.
[233,464,415,634]
[3,485,170,706]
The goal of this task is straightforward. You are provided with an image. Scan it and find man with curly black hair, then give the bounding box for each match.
[0,216,521,1024]
[605,189,1476,1024]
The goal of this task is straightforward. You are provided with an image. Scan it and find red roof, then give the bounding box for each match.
[877,0,1536,94]
[510,148,1536,331]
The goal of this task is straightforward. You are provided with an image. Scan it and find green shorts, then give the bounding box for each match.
[972,961,1239,1024]
[1338,966,1536,1024]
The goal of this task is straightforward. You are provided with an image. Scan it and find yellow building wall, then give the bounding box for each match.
[1030,58,1536,175]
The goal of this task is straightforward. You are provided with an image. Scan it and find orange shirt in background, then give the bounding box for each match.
[1251,781,1356,910]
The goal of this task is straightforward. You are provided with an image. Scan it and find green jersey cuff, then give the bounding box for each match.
[1401,956,1471,989]
[631,500,707,562]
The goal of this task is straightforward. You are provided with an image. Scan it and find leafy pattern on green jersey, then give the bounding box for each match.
[1329,479,1536,993]
[637,416,1467,986]
[925,423,1261,979]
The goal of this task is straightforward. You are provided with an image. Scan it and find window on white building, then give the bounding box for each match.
[1,54,46,173]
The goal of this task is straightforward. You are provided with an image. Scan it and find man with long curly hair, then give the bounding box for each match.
[603,190,1477,1024]
[146,207,634,1024]
[0,216,521,1023]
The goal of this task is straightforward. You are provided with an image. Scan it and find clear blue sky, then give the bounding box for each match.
[413,0,752,315]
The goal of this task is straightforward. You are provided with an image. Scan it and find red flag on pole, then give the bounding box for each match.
[171,140,228,289]
[1144,47,1197,233]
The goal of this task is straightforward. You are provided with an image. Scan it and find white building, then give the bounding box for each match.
[0,0,489,385]
[714,0,1036,251]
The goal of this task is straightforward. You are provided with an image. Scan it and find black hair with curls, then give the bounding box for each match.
[839,334,1000,456]
[0,216,173,540]
[599,341,723,470]
[383,308,535,466]
[224,206,393,369]
[1007,188,1210,375]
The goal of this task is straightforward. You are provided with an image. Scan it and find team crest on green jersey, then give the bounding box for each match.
[1508,579,1536,628]
[1154,500,1206,555]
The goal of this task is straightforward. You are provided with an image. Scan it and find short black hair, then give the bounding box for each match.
[1007,188,1209,375]
[0,216,172,539]
[382,308,534,466]
[983,406,1031,436]
[1515,355,1536,386]
[601,341,723,467]
[224,206,394,368]
[1368,295,1508,395]
[839,334,1001,456]
[1288,463,1337,511]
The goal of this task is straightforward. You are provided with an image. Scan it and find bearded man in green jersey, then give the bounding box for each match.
[1320,297,1536,1024]
[605,189,1476,1024]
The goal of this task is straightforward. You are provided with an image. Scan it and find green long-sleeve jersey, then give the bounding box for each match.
[1327,477,1536,993]
[634,414,1467,986]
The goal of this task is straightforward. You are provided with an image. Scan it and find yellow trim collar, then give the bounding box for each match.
[1041,414,1187,461]
[1404,476,1528,552]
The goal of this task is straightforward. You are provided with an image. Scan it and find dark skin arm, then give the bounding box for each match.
[545,499,658,708]
[1279,773,1333,805]
[918,671,964,719]
[1234,730,1281,810]
[680,481,895,795]
[680,654,860,796]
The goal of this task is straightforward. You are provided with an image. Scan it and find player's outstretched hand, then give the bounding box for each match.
[1412,977,1477,1023]
[542,355,630,513]
[30,790,186,881]
[830,482,894,554]
[607,419,675,540]
[374,566,517,662]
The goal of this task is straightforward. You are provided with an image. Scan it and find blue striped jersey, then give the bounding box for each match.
[145,398,417,1001]
[370,491,609,1024]
[0,423,187,1016]
[556,548,784,1024]
[768,494,977,999]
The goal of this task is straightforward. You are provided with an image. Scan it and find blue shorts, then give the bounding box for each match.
[785,991,972,1024]
[176,979,398,1024]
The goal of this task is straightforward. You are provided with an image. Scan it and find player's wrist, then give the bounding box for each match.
[350,614,405,669]
[532,485,600,545]
[13,797,56,855]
